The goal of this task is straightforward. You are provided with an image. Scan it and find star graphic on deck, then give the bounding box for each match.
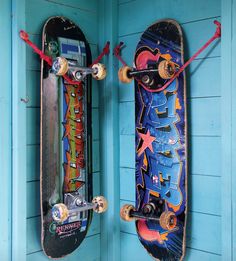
[137,129,156,156]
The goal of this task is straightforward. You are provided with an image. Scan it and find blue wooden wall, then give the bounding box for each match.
[1,0,236,260]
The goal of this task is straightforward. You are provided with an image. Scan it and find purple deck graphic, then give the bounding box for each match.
[134,20,187,260]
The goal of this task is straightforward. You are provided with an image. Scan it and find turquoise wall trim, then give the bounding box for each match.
[221,0,232,260]
[11,0,27,260]
[0,1,12,260]
[98,1,121,260]
[1,0,236,260]
[231,0,236,259]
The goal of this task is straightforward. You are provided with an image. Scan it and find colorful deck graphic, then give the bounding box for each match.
[59,37,88,225]
[41,17,92,258]
[134,20,187,260]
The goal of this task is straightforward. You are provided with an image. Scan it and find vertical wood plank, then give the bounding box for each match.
[231,0,236,259]
[12,0,27,260]
[0,1,12,260]
[99,0,120,260]
[221,0,232,260]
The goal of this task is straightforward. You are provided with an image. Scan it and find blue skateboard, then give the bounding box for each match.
[119,19,187,260]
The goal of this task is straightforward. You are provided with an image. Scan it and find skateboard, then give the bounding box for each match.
[22,17,108,258]
[119,20,187,260]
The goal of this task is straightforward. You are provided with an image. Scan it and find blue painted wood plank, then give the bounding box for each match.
[27,181,40,218]
[191,136,221,176]
[98,1,121,261]
[26,0,98,44]
[119,0,220,36]
[189,175,221,215]
[93,171,101,196]
[119,101,135,135]
[185,247,221,261]
[188,57,221,98]
[92,108,100,140]
[92,79,99,108]
[92,140,100,172]
[120,135,135,168]
[45,0,98,12]
[0,1,12,260]
[26,70,40,108]
[120,168,135,201]
[230,0,236,259]
[26,108,40,145]
[183,18,221,60]
[187,213,221,254]
[27,145,40,182]
[12,0,27,260]
[119,81,135,102]
[26,217,41,254]
[190,97,221,136]
[26,234,100,261]
[120,232,153,261]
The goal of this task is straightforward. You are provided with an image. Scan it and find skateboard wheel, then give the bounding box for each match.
[120,204,135,222]
[159,211,177,230]
[53,57,69,76]
[118,66,133,83]
[52,203,69,223]
[92,196,108,213]
[158,60,176,79]
[92,63,106,80]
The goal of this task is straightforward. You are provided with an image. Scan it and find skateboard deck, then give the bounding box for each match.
[120,19,187,260]
[135,19,187,260]
[40,17,93,258]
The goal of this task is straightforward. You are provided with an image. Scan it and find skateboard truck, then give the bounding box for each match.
[52,57,106,81]
[118,59,178,85]
[52,195,108,223]
[116,20,221,92]
[120,200,177,231]
[20,30,109,83]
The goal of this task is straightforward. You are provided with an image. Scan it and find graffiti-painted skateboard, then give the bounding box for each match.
[21,17,108,258]
[119,20,187,260]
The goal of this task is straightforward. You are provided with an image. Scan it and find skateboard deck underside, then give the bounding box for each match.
[134,20,187,260]
[40,17,92,258]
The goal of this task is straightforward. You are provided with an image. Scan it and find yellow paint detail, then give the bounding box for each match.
[159,173,164,182]
[176,97,182,110]
[150,190,159,198]
[168,202,181,212]
[143,153,148,167]
[161,54,172,61]
[160,232,168,241]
